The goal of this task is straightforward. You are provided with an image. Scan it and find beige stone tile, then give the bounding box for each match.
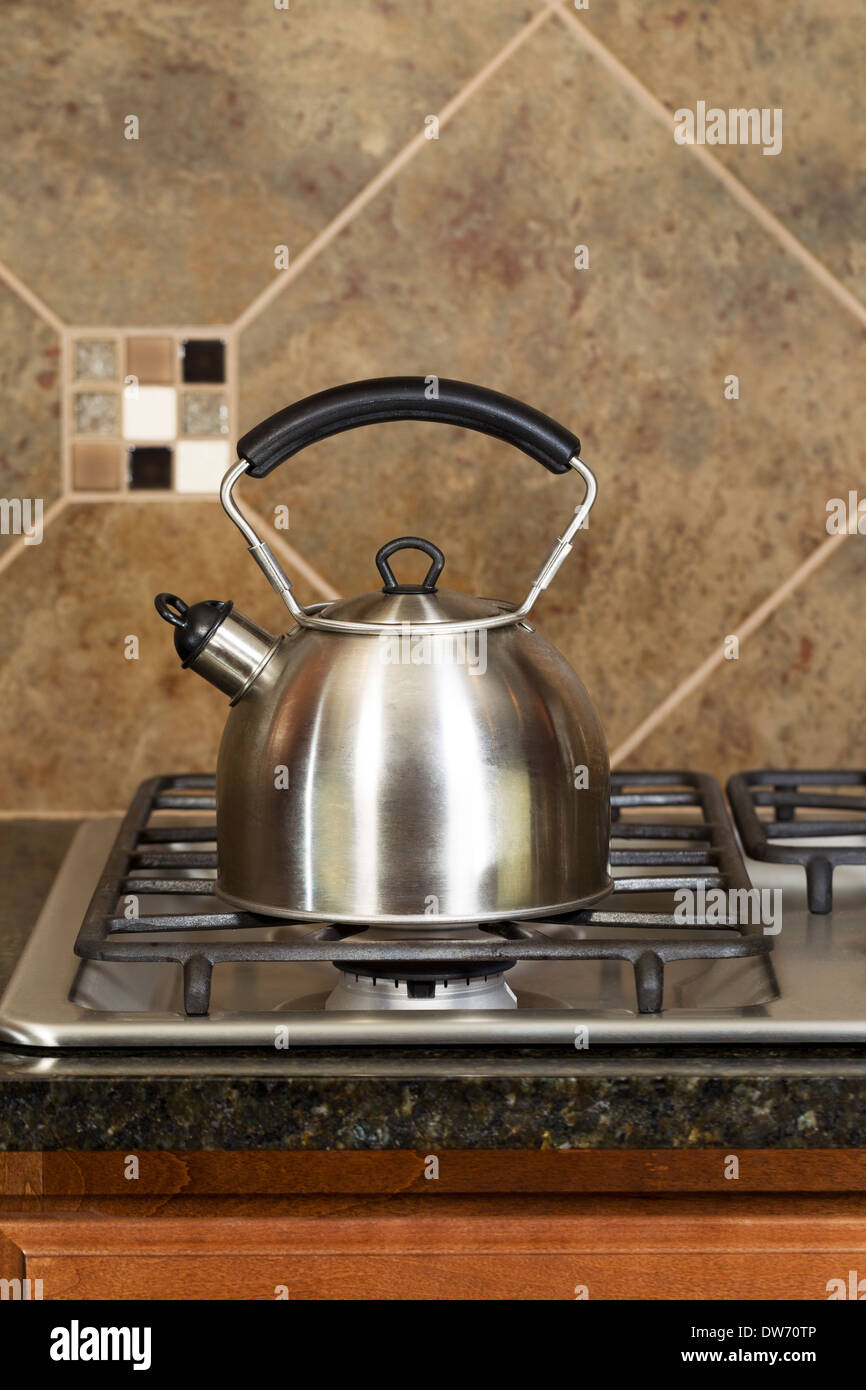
[0,502,322,811]
[239,20,866,752]
[0,0,542,324]
[579,0,866,302]
[72,441,122,491]
[126,337,177,385]
[623,535,866,780]
[0,282,60,552]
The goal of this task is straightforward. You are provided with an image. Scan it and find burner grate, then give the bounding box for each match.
[75,772,774,1018]
[728,769,866,913]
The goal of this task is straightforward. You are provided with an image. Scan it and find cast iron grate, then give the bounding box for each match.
[74,771,774,1018]
[728,769,866,914]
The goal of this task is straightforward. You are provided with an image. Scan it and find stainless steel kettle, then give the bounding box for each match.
[155,377,611,925]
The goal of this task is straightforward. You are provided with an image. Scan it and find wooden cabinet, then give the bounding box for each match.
[3,1150,866,1300]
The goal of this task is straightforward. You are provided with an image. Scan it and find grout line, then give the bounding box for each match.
[70,491,236,503]
[0,496,68,577]
[233,3,558,335]
[59,328,71,497]
[244,502,342,601]
[0,809,117,821]
[0,255,65,334]
[554,4,866,331]
[226,325,239,468]
[65,325,234,337]
[609,530,848,767]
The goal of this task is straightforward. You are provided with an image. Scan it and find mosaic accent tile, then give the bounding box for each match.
[0,281,60,553]
[182,392,228,436]
[66,329,235,492]
[72,441,121,491]
[182,339,225,384]
[175,439,232,493]
[128,446,172,490]
[126,336,176,385]
[73,391,118,437]
[73,338,116,382]
[122,385,177,442]
[0,502,322,810]
[239,20,866,752]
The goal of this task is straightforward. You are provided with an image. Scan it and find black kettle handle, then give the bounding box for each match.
[237,377,580,478]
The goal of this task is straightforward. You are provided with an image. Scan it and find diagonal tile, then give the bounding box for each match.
[623,534,866,778]
[576,0,866,304]
[0,0,542,325]
[0,502,320,811]
[239,19,866,751]
[0,282,61,552]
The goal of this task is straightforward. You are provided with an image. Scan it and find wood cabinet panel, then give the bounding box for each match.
[6,1194,866,1300]
[3,1147,862,1200]
[25,1251,866,1301]
[0,1153,41,1210]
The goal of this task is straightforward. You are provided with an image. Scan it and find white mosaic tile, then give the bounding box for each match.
[175,439,232,493]
[122,385,177,442]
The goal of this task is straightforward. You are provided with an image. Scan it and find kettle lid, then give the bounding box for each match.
[319,536,508,627]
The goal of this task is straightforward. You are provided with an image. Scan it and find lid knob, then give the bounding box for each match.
[375,537,445,595]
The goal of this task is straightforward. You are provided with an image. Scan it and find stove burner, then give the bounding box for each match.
[72,770,774,1020]
[327,960,518,1011]
[729,770,866,913]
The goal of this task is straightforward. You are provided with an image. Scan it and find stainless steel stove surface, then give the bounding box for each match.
[2,770,866,1048]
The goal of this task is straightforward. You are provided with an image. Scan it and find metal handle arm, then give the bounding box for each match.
[220,455,597,635]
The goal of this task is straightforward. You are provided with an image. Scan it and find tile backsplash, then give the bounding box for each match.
[0,0,864,812]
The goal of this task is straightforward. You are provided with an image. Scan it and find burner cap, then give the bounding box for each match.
[336,959,515,1000]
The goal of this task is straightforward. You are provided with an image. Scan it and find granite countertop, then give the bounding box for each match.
[2,822,866,1151]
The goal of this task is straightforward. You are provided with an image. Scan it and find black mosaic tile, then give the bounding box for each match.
[182,338,225,383]
[128,445,172,490]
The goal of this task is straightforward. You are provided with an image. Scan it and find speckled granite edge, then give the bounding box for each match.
[2,1064,866,1150]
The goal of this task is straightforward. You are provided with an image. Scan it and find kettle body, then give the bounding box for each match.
[215,588,610,924]
[156,377,611,926]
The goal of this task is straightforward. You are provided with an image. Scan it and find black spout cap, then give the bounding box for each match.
[154,593,234,668]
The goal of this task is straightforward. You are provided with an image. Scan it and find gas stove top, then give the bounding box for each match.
[2,770,866,1047]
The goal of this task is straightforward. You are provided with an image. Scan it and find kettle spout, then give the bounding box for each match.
[154,593,280,701]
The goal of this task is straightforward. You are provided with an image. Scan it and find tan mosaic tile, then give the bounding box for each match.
[0,282,61,553]
[239,20,866,752]
[579,0,866,302]
[126,336,176,385]
[624,535,866,779]
[72,441,122,491]
[0,0,543,324]
[0,502,323,812]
